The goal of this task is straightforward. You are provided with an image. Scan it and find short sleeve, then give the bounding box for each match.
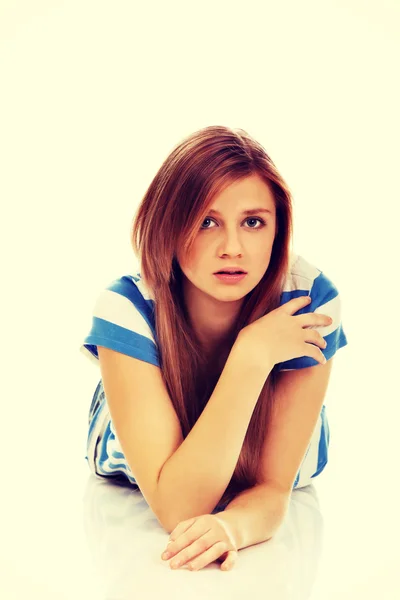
[80,275,160,368]
[277,271,348,372]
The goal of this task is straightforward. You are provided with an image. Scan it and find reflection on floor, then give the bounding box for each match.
[82,475,324,598]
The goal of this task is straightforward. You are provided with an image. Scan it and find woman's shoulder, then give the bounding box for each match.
[277,251,348,371]
[80,270,160,367]
[283,251,340,298]
[283,251,321,294]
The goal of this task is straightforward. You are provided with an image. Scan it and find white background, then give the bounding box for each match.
[1,1,399,598]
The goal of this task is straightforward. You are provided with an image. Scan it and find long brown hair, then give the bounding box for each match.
[130,125,294,508]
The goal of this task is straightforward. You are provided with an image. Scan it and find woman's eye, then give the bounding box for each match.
[201,217,265,230]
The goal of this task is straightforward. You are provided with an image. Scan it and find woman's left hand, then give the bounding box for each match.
[161,513,238,571]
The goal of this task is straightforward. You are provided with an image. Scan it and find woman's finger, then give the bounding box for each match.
[186,541,230,571]
[220,550,237,571]
[168,517,197,543]
[162,517,205,562]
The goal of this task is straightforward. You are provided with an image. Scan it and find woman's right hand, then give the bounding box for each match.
[237,295,332,369]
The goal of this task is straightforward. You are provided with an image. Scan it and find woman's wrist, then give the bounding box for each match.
[214,484,290,550]
[233,331,275,376]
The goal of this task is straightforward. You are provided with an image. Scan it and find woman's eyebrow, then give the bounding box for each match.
[209,208,272,216]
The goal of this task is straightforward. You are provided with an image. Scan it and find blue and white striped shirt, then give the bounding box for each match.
[80,252,348,497]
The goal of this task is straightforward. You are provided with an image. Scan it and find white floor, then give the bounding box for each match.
[1,351,399,599]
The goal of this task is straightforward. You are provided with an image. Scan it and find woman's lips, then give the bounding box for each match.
[214,273,247,283]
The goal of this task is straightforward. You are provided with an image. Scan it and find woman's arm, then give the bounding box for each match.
[158,339,274,531]
[216,483,291,550]
[215,359,334,550]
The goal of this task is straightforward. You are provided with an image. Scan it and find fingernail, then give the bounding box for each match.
[162,551,171,559]
[171,559,181,568]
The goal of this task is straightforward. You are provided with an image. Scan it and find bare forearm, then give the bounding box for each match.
[157,341,273,531]
[216,483,291,550]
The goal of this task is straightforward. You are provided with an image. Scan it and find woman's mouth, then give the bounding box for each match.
[213,272,247,284]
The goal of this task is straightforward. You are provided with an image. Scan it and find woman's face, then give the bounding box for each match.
[177,173,277,304]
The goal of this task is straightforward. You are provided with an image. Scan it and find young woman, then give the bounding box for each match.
[81,125,348,571]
